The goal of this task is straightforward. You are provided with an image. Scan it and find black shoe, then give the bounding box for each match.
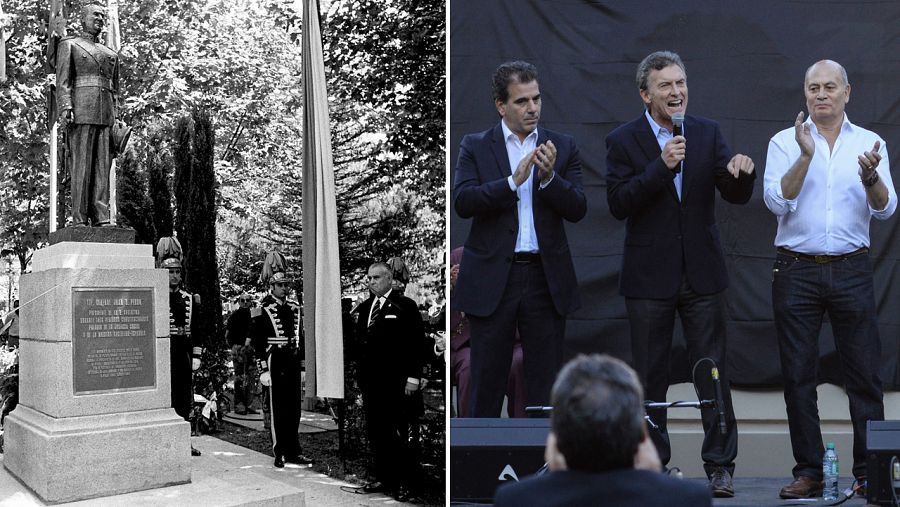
[191,446,201,457]
[341,481,383,495]
[234,408,247,415]
[245,408,259,414]
[709,467,734,498]
[393,487,413,502]
[285,454,313,465]
[274,455,285,468]
[361,481,384,493]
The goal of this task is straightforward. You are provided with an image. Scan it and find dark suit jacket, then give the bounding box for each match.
[453,124,587,317]
[605,114,755,299]
[493,468,712,507]
[354,290,425,402]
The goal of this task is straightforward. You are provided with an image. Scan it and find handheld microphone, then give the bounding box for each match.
[711,366,727,435]
[671,112,685,174]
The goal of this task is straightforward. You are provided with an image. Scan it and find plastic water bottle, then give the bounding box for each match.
[823,442,839,500]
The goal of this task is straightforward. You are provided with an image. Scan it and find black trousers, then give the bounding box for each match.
[468,261,565,417]
[170,336,193,421]
[626,276,738,477]
[773,252,883,480]
[362,386,422,490]
[267,345,303,458]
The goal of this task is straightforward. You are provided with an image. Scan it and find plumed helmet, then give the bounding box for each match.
[386,257,410,285]
[159,256,182,269]
[156,237,183,269]
[260,251,295,285]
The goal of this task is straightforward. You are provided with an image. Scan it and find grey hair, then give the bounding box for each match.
[636,51,686,91]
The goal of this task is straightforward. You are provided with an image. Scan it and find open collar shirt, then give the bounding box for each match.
[763,114,896,255]
[645,110,682,200]
[502,119,541,253]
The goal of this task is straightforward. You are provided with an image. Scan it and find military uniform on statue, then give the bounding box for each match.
[55,4,124,227]
[156,237,203,457]
[251,252,311,469]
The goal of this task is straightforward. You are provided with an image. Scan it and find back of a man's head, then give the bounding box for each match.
[551,354,645,473]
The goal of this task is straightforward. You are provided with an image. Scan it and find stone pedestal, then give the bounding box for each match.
[4,241,191,504]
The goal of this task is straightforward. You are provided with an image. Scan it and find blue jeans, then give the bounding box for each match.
[772,251,883,480]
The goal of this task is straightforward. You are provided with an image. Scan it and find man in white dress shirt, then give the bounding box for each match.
[764,59,896,499]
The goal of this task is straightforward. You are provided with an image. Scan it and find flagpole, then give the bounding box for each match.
[106,0,121,226]
[47,0,64,233]
[49,123,58,233]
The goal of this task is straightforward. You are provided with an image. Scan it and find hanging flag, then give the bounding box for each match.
[0,0,7,82]
[301,0,344,399]
[105,0,120,52]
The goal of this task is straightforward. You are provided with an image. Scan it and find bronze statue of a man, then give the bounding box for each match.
[56,4,119,227]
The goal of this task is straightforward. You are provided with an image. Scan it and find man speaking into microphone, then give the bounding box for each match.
[605,50,755,497]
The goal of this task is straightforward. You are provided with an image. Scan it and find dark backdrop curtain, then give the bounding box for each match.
[449,0,900,389]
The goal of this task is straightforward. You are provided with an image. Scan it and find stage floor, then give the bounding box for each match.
[451,477,876,507]
[695,477,871,507]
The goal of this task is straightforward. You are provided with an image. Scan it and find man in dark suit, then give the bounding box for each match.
[453,61,587,417]
[605,50,756,496]
[353,262,425,502]
[494,354,712,507]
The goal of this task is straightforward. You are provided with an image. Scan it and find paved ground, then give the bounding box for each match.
[223,409,338,434]
[0,435,417,506]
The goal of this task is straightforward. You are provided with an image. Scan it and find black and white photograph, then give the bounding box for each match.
[0,0,444,505]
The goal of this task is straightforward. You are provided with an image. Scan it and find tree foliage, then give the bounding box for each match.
[2,0,446,306]
[0,0,53,270]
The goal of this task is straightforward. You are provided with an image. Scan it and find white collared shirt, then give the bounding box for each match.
[502,120,541,253]
[763,114,896,254]
[645,110,682,200]
[367,288,392,325]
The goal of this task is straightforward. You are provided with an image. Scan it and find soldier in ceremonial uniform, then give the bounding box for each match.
[251,252,311,468]
[157,238,203,457]
[55,3,119,226]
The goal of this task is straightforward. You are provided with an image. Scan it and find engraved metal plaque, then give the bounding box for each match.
[72,288,156,395]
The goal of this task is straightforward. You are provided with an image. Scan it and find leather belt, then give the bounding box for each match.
[777,247,868,264]
[513,252,541,263]
[74,76,112,89]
